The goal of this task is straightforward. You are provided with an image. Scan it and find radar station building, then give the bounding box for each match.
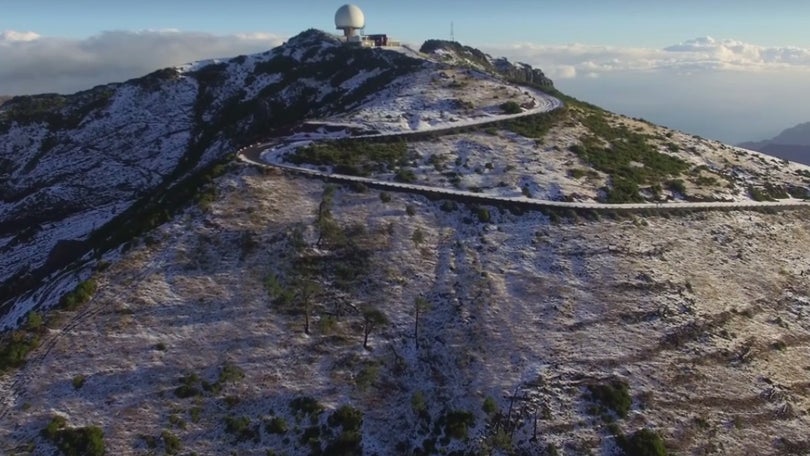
[334,4,400,47]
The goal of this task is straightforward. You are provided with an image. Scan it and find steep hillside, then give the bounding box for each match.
[1,162,808,455]
[0,29,427,328]
[2,31,810,456]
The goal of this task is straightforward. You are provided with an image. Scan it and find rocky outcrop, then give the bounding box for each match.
[492,58,554,87]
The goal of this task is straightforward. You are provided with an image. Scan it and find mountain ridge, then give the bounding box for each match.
[739,121,810,165]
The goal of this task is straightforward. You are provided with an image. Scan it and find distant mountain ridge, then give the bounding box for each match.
[739,121,810,165]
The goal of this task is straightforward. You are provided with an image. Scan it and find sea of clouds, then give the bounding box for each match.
[0,30,283,95]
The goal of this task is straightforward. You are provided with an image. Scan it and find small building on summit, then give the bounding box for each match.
[334,4,400,47]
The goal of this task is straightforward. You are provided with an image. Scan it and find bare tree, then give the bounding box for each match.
[315,185,338,248]
[294,277,321,335]
[361,306,389,350]
[414,295,429,349]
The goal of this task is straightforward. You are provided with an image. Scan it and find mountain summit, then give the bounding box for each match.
[1,30,810,456]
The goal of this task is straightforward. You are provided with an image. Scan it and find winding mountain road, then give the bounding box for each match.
[237,90,810,214]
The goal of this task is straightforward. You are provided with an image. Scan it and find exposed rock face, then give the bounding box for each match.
[492,58,554,87]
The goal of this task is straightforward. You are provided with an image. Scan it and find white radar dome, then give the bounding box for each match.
[335,4,365,30]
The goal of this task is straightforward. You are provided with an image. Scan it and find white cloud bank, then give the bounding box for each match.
[0,30,285,95]
[486,36,810,80]
[484,37,810,143]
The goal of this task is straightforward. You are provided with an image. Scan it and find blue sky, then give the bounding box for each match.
[3,0,809,47]
[2,1,810,142]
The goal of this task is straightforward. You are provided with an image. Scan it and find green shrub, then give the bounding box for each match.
[666,179,686,196]
[411,228,425,246]
[405,205,416,216]
[441,410,475,440]
[379,191,392,203]
[0,330,40,371]
[482,396,498,416]
[218,362,245,385]
[355,363,380,391]
[587,379,632,418]
[224,415,258,442]
[174,373,202,398]
[476,207,492,223]
[500,101,522,114]
[26,312,44,331]
[224,395,241,408]
[265,274,294,307]
[265,416,288,434]
[42,416,105,456]
[189,406,202,424]
[290,396,324,419]
[618,428,667,456]
[749,182,788,201]
[168,413,186,429]
[161,430,182,455]
[606,177,643,204]
[325,405,364,454]
[440,201,457,212]
[72,375,86,390]
[328,405,363,431]
[59,279,97,310]
[500,108,566,139]
[395,168,417,183]
[43,415,68,439]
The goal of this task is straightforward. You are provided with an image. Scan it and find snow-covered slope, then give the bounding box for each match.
[3,29,810,456]
[1,163,808,455]
[0,29,430,327]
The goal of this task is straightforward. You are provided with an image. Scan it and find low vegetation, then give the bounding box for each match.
[570,108,690,203]
[500,101,522,114]
[0,311,51,372]
[59,279,97,310]
[499,107,567,139]
[288,139,409,176]
[587,378,632,418]
[616,428,668,456]
[42,416,105,456]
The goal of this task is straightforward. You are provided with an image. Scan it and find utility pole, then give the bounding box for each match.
[451,21,455,42]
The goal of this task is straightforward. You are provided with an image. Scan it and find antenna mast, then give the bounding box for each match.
[451,21,455,42]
